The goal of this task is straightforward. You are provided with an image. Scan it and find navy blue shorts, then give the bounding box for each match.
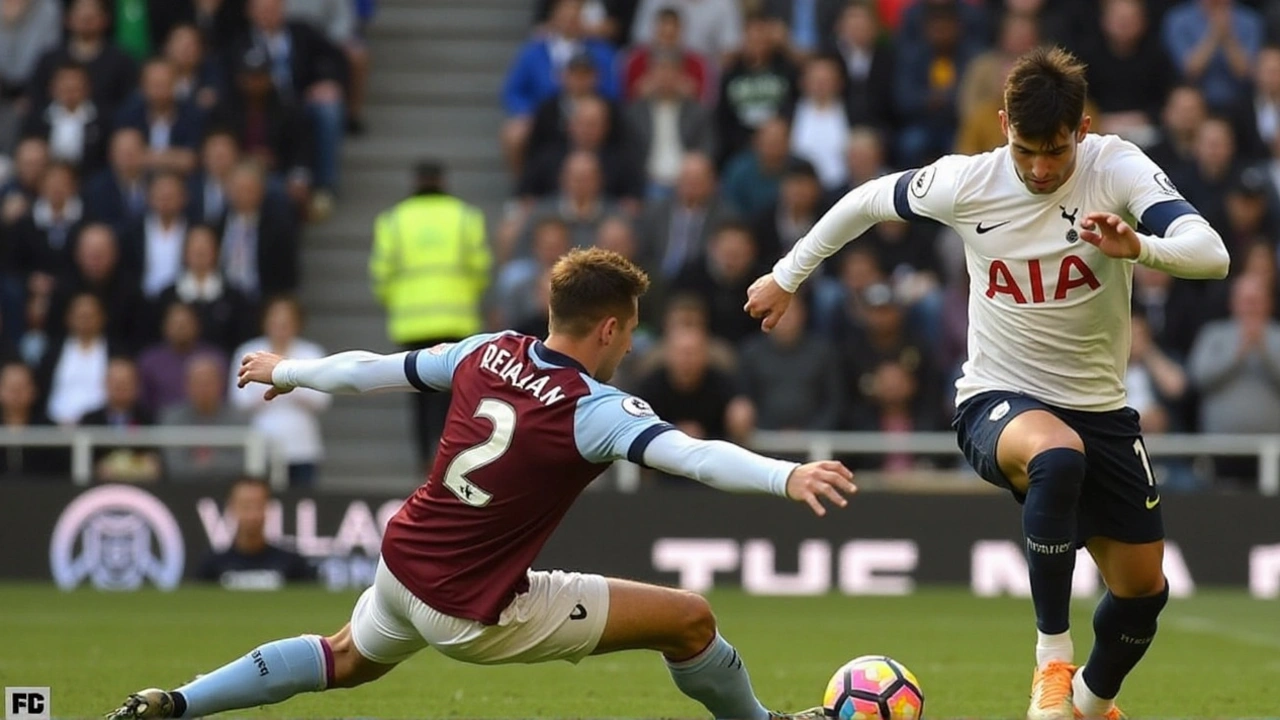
[952,390,1165,547]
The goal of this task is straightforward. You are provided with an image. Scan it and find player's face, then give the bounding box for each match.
[1001,111,1091,194]
[595,302,639,383]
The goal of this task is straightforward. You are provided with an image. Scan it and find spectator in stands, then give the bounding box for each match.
[631,0,743,67]
[112,59,204,176]
[1178,116,1239,234]
[370,161,490,471]
[46,223,145,350]
[893,2,976,167]
[753,156,821,258]
[1221,166,1279,265]
[533,0,642,46]
[511,269,553,340]
[824,1,895,133]
[737,291,842,430]
[636,324,754,447]
[715,13,797,166]
[502,151,620,261]
[720,117,793,218]
[219,160,299,299]
[520,94,643,204]
[1239,45,1280,159]
[824,125,889,206]
[788,54,856,191]
[627,292,739,385]
[0,360,68,478]
[229,295,329,488]
[811,244,888,336]
[20,62,108,176]
[233,0,345,219]
[198,477,316,587]
[850,359,933,471]
[80,357,162,483]
[0,0,61,150]
[954,10,1039,154]
[10,162,85,286]
[1125,313,1192,453]
[626,51,715,199]
[501,0,618,175]
[858,219,945,344]
[1132,262,1208,360]
[1163,0,1263,112]
[492,216,571,330]
[621,6,709,104]
[26,0,137,117]
[287,0,370,134]
[596,214,641,264]
[1079,0,1175,145]
[215,46,314,210]
[153,224,256,353]
[1188,274,1280,488]
[895,0,989,55]
[1147,84,1208,174]
[0,138,49,226]
[638,152,735,283]
[83,128,149,234]
[16,291,51,367]
[526,52,615,164]
[137,301,227,414]
[671,220,765,344]
[123,170,188,300]
[160,352,246,482]
[193,0,250,54]
[762,0,845,60]
[840,282,940,429]
[37,292,111,425]
[188,130,239,226]
[163,24,223,112]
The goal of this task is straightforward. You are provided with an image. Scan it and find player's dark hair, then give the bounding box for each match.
[548,247,650,337]
[229,476,272,500]
[1003,46,1087,144]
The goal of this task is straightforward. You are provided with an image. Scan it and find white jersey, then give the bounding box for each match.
[773,134,1230,413]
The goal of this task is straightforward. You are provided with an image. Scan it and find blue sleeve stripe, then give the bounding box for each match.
[1140,199,1199,236]
[404,350,431,392]
[626,423,677,465]
[893,170,924,222]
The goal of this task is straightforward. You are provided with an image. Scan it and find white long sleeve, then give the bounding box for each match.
[772,173,904,292]
[272,351,414,394]
[1135,215,1231,280]
[642,430,796,496]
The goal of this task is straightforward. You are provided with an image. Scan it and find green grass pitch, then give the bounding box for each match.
[1,584,1277,718]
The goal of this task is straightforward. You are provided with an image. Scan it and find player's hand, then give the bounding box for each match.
[744,273,793,333]
[237,351,292,401]
[1079,212,1142,260]
[785,461,857,517]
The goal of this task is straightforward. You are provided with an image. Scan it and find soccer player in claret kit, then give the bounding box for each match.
[105,248,856,720]
[745,47,1229,720]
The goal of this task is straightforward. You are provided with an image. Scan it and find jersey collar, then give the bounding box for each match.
[531,341,589,374]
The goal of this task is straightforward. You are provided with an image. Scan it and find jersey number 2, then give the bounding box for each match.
[441,398,515,507]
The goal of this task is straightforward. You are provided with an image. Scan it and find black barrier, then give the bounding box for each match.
[2,482,1279,597]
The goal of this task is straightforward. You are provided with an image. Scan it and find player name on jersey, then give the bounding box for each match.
[477,342,567,406]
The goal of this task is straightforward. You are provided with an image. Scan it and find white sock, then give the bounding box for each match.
[1072,667,1114,717]
[1036,630,1074,668]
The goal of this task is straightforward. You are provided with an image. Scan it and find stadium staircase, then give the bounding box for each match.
[299,0,526,491]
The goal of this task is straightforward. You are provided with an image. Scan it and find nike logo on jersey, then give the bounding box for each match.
[1146,495,1161,510]
[975,221,1011,234]
[569,603,588,620]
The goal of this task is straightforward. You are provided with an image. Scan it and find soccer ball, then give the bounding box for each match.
[822,655,924,720]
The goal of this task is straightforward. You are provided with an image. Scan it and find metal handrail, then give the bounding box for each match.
[614,431,1280,495]
[0,426,288,489]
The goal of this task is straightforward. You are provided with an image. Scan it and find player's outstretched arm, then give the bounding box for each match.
[642,430,857,516]
[746,171,912,331]
[1080,211,1229,280]
[238,350,419,399]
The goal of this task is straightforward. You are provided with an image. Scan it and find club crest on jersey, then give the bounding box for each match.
[910,165,936,198]
[621,396,655,417]
[1060,205,1079,243]
[1153,172,1179,196]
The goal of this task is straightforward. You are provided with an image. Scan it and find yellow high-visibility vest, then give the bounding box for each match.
[369,194,491,344]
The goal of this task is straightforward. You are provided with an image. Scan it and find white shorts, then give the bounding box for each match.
[350,558,610,666]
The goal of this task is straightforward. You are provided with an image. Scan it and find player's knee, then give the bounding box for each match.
[323,628,390,690]
[673,591,717,658]
[1102,579,1169,636]
[1111,573,1170,603]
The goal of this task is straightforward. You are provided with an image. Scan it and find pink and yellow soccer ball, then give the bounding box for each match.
[822,655,924,720]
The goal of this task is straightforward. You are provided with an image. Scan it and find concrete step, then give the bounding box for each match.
[372,6,528,39]
[367,70,504,106]
[305,311,396,353]
[342,137,503,171]
[362,105,504,139]
[369,38,516,74]
[337,166,510,207]
[376,0,529,12]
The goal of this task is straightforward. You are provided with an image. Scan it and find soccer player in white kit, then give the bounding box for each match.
[745,47,1229,720]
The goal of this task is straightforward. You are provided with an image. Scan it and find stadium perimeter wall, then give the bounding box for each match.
[4,483,1278,598]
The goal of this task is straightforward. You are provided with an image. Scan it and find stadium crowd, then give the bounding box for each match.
[492,0,1280,491]
[0,0,370,485]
